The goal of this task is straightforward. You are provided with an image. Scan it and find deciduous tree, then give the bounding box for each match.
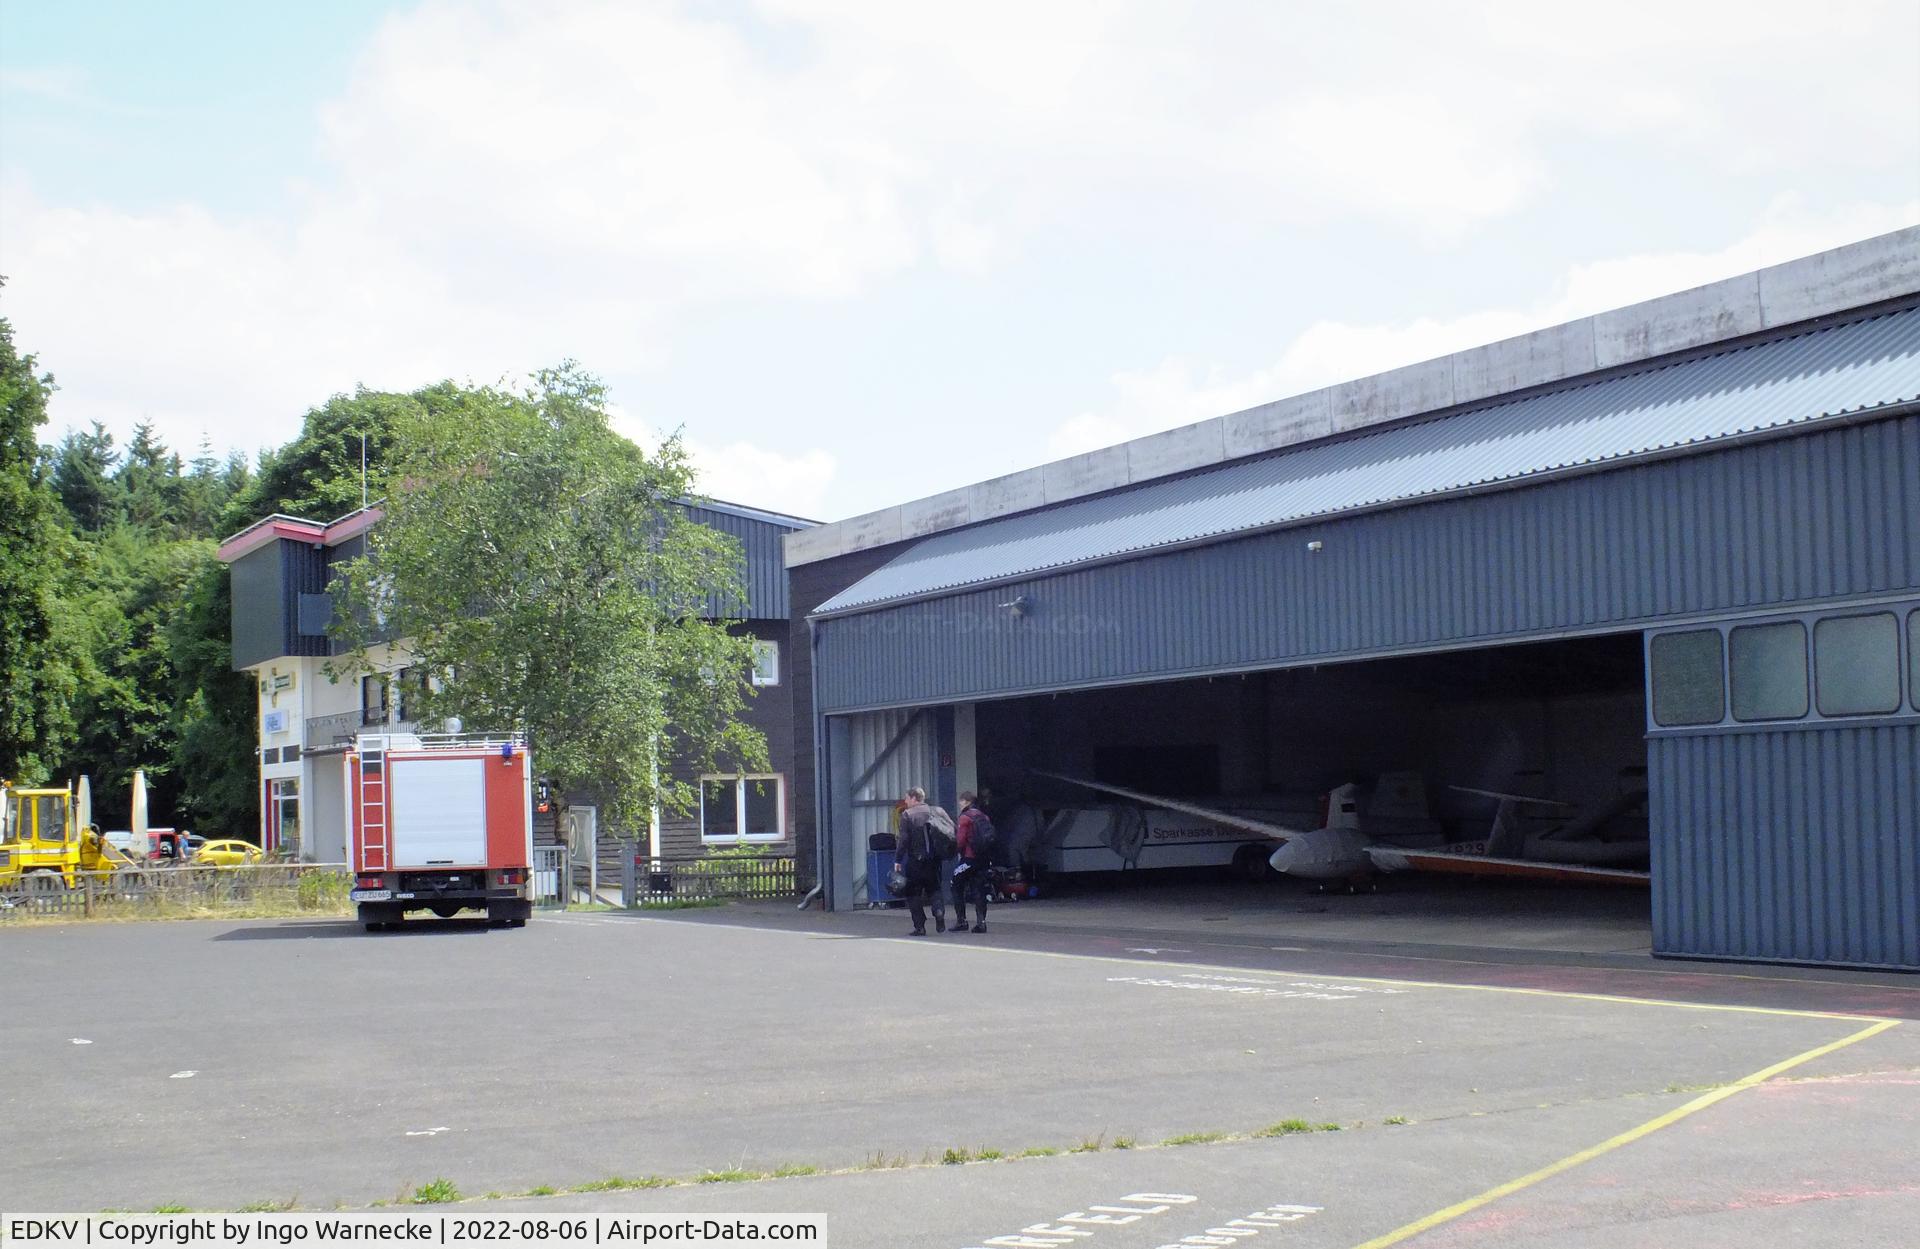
[333,365,766,836]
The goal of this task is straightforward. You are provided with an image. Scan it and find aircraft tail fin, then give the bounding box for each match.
[1325,782,1363,831]
[1485,796,1527,858]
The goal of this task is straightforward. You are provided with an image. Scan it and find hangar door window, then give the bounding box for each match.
[1814,613,1901,717]
[1910,610,1920,711]
[1730,621,1808,722]
[1650,629,1725,727]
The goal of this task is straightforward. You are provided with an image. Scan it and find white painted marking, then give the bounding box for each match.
[1126,947,1189,954]
[1109,976,1357,1001]
[405,1126,450,1137]
[169,1070,197,1079]
[71,1038,92,1045]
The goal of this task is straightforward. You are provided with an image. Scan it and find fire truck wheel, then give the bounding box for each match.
[430,903,461,919]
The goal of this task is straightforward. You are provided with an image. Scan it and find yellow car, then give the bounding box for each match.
[196,839,263,867]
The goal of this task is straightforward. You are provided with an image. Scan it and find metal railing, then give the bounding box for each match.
[0,863,352,920]
[622,854,799,905]
[532,845,569,909]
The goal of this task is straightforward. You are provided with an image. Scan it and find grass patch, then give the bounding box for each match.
[237,1199,298,1213]
[1070,1135,1105,1154]
[569,1176,674,1193]
[940,1148,972,1165]
[1260,1119,1315,1136]
[151,1205,190,1214]
[860,1152,912,1171]
[1161,1131,1227,1147]
[1664,1081,1724,1094]
[634,898,726,911]
[410,1179,461,1205]
[695,1169,762,1184]
[771,1164,819,1178]
[974,1149,1003,1161]
[527,1186,557,1197]
[1384,1116,1409,1126]
[1110,1137,1135,1150]
[1317,1122,1341,1132]
[1018,1147,1059,1158]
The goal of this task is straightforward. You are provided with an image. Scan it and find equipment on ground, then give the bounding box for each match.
[346,733,535,931]
[1,779,135,891]
[1027,771,1439,878]
[1040,771,1650,888]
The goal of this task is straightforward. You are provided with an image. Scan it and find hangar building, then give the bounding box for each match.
[785,228,1920,972]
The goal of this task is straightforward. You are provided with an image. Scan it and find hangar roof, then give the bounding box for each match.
[816,303,1920,617]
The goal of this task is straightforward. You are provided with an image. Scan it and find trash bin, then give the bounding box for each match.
[867,849,900,908]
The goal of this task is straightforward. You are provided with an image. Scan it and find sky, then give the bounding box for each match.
[3,1,1917,523]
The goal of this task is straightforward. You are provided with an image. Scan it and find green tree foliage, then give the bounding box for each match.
[0,300,83,781]
[222,387,414,531]
[333,366,766,834]
[51,422,125,532]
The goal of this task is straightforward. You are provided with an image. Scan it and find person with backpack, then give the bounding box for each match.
[950,791,997,933]
[893,787,955,935]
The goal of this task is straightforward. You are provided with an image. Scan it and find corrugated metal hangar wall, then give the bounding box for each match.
[789,251,1920,971]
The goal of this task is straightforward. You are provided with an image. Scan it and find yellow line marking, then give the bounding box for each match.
[1347,1018,1901,1249]
[624,914,1894,1021]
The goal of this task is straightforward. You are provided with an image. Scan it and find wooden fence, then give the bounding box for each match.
[0,864,351,920]
[628,855,799,904]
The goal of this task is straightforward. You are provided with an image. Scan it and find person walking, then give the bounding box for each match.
[950,791,996,933]
[893,787,949,935]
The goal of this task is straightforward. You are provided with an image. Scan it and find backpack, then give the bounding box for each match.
[966,809,1000,864]
[924,805,958,859]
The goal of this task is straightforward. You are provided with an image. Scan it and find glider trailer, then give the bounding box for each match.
[347,734,535,931]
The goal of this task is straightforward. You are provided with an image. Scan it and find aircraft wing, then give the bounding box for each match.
[1364,844,1649,885]
[1032,771,1309,843]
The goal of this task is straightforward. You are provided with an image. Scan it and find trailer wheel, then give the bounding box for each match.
[1230,844,1274,883]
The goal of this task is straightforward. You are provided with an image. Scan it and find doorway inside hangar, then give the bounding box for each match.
[956,632,1654,928]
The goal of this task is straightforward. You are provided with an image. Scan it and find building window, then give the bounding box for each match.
[392,667,426,723]
[360,673,388,726]
[1650,629,1724,727]
[700,774,785,842]
[1729,621,1808,722]
[1814,612,1900,717]
[751,640,780,687]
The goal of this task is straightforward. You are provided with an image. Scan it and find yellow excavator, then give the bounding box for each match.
[0,780,134,892]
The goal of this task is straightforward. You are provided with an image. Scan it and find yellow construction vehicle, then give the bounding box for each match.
[0,780,131,893]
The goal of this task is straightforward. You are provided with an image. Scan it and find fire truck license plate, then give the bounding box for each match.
[350,889,392,902]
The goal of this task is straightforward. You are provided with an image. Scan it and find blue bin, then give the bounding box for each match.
[867,850,901,907]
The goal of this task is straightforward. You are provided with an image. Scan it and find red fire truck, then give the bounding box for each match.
[346,734,535,931]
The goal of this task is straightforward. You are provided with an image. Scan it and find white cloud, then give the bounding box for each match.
[2,0,1916,486]
[1049,197,1920,459]
[605,405,837,520]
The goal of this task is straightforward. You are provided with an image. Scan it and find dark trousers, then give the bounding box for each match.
[953,859,989,926]
[902,860,944,931]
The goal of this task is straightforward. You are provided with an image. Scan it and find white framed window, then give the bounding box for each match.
[700,774,785,842]
[750,640,780,687]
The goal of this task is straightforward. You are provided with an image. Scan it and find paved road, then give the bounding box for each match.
[3,906,1913,1246]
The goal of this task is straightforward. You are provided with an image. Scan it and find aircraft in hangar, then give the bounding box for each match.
[1036,771,1650,887]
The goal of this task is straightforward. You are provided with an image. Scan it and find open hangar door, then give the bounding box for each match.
[969,632,1652,915]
